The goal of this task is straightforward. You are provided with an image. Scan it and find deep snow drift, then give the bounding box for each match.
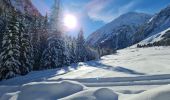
[0,81,85,100]
[0,46,170,100]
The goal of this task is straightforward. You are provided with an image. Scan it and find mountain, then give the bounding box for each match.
[86,12,151,54]
[133,5,170,44]
[0,0,41,16]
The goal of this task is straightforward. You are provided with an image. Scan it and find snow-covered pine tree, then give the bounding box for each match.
[41,30,71,69]
[49,0,63,32]
[18,15,33,75]
[69,37,77,63]
[40,13,48,50]
[0,10,21,80]
[23,6,35,71]
[30,16,41,70]
[41,31,62,69]
[37,14,49,70]
[41,0,61,69]
[62,36,70,66]
[40,47,53,69]
[0,7,6,51]
[76,29,87,62]
[41,0,70,69]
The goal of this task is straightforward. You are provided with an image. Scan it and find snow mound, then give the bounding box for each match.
[94,88,118,100]
[127,84,170,100]
[1,81,85,100]
[62,88,118,100]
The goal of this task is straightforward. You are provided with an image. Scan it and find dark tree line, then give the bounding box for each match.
[137,39,170,48]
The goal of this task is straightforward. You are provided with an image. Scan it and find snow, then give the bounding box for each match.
[127,84,170,100]
[61,88,118,100]
[0,46,170,100]
[139,28,170,45]
[0,81,85,100]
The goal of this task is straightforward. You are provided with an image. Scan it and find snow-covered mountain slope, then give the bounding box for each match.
[138,28,170,45]
[0,46,170,100]
[0,0,41,16]
[86,12,151,49]
[133,5,170,44]
[11,0,41,16]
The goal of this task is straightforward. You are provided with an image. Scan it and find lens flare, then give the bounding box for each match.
[64,14,77,29]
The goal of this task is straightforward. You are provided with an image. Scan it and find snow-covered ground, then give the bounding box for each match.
[0,46,170,100]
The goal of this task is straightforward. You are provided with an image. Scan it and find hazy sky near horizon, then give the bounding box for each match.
[32,0,170,37]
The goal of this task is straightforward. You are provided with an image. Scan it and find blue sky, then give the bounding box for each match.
[32,0,170,37]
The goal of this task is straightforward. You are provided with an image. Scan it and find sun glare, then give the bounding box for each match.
[64,14,77,29]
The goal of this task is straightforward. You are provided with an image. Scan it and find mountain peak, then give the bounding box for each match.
[86,12,151,48]
[111,12,151,27]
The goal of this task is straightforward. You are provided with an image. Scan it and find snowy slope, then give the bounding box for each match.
[139,28,170,45]
[0,46,170,100]
[86,12,151,48]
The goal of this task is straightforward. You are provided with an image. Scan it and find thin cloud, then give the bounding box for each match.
[85,0,137,23]
[85,0,113,23]
[115,2,137,19]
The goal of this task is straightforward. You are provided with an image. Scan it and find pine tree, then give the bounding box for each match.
[30,16,41,70]
[76,29,87,62]
[41,31,62,69]
[41,30,71,69]
[18,16,33,75]
[0,7,9,52]
[38,14,49,70]
[40,13,48,50]
[70,37,77,63]
[62,36,70,66]
[49,0,63,32]
[41,0,70,69]
[0,11,21,80]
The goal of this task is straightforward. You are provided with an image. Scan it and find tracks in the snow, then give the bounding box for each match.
[52,74,170,87]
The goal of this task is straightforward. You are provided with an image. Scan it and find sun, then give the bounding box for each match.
[64,14,77,29]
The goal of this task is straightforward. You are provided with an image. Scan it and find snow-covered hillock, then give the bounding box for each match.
[127,84,170,100]
[62,88,118,100]
[0,81,85,100]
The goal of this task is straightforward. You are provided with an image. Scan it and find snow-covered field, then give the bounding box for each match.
[0,46,170,100]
